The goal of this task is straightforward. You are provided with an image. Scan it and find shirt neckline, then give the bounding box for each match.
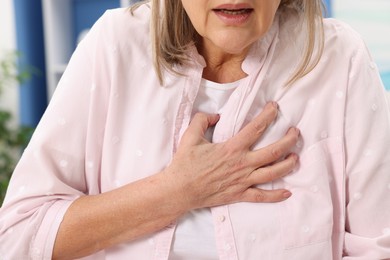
[201,78,243,91]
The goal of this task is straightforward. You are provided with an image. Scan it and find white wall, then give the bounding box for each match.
[333,0,390,73]
[0,0,19,123]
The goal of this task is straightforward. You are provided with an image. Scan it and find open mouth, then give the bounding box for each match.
[212,7,253,25]
[213,8,253,15]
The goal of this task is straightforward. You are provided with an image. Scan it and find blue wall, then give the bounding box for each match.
[332,0,389,90]
[324,0,332,16]
[14,0,47,127]
[13,0,121,127]
[382,72,390,91]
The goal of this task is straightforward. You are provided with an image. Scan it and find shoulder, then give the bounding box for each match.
[101,5,150,30]
[84,5,151,47]
[322,18,367,57]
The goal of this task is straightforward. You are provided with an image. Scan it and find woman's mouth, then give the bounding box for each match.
[212,8,253,25]
[213,8,253,15]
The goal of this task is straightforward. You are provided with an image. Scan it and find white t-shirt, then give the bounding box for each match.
[169,78,241,260]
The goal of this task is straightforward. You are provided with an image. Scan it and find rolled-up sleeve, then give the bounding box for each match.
[343,39,390,258]
[0,11,110,260]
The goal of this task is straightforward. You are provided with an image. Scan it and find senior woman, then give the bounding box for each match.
[1,0,390,259]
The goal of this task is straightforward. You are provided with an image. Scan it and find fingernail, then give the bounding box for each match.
[269,101,278,109]
[289,127,300,136]
[283,191,292,198]
[291,153,298,161]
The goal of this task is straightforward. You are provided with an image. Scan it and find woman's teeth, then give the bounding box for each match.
[216,9,251,15]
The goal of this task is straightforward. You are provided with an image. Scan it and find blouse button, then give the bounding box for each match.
[165,76,174,86]
[371,103,378,112]
[369,62,376,70]
[86,161,94,169]
[336,91,344,99]
[353,192,363,200]
[218,215,226,222]
[136,150,144,157]
[223,243,232,251]
[301,225,311,233]
[320,131,328,139]
[320,55,329,63]
[60,160,68,168]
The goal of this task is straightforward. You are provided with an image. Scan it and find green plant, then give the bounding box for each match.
[0,52,34,205]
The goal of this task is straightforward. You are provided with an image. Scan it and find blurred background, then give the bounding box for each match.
[333,0,390,91]
[0,0,389,202]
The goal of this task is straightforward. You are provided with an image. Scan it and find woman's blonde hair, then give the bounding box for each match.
[132,0,325,85]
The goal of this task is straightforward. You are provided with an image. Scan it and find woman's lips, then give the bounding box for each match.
[212,7,253,26]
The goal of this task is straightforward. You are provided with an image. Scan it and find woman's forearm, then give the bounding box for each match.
[53,107,298,259]
[52,172,186,260]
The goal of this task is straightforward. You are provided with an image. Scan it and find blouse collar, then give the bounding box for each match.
[241,12,280,75]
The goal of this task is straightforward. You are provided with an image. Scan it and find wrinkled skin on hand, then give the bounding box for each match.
[164,101,300,210]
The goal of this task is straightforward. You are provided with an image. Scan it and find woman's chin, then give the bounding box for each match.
[210,34,255,55]
[216,42,251,55]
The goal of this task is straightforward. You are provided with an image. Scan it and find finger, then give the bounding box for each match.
[247,127,300,167]
[180,113,220,146]
[229,102,278,149]
[246,153,298,185]
[240,188,292,203]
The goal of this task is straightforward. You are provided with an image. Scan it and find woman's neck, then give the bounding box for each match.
[199,39,249,83]
[202,63,248,83]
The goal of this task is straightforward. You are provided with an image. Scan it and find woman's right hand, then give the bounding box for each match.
[164,101,299,211]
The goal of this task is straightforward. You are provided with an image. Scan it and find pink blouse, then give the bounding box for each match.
[1,5,389,260]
